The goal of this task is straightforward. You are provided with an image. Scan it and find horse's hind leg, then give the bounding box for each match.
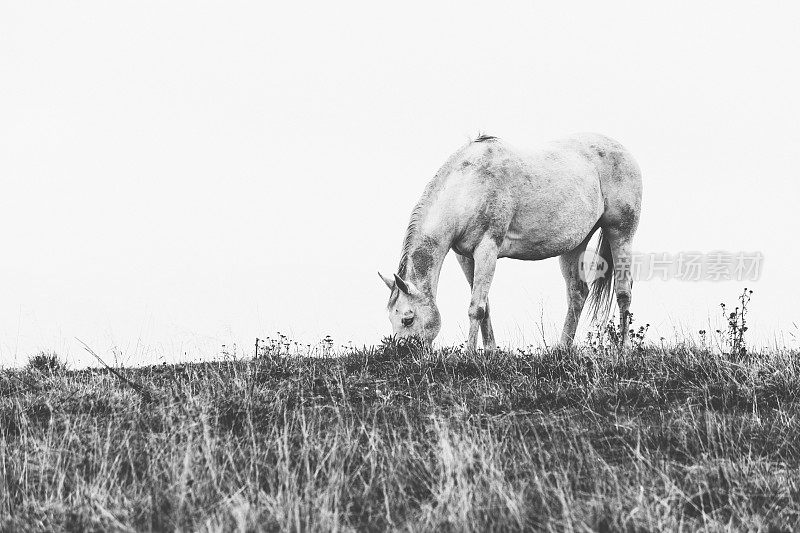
[559,239,591,346]
[605,225,636,346]
[455,254,496,350]
[597,140,642,347]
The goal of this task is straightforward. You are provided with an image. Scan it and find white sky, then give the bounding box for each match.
[2,1,799,367]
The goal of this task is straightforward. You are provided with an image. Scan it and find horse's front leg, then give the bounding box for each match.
[467,239,499,352]
[455,254,497,351]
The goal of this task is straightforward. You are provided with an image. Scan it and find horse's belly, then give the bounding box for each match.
[499,222,593,260]
[498,186,603,260]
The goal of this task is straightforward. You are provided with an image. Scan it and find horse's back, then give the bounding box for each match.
[551,132,640,180]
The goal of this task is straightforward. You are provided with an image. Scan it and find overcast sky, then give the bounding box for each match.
[2,1,799,367]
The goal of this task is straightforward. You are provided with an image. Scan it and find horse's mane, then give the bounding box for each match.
[474,133,498,143]
[397,186,436,278]
[397,135,496,278]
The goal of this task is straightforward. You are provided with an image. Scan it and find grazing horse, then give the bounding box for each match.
[379,133,642,350]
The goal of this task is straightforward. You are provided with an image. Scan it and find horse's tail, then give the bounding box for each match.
[586,228,615,326]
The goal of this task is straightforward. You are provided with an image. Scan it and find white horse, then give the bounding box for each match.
[379,133,642,350]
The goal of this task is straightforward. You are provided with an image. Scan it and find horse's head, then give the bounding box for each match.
[379,272,441,344]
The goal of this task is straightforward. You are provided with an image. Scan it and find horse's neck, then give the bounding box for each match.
[399,165,460,298]
[401,231,451,298]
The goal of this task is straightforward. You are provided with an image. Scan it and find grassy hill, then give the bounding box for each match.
[2,341,800,531]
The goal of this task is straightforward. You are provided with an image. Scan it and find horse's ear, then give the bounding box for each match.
[378,272,395,291]
[394,274,411,294]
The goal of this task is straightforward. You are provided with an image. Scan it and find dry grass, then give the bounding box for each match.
[2,343,800,531]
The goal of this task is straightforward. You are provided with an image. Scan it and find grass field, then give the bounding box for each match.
[2,339,800,532]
